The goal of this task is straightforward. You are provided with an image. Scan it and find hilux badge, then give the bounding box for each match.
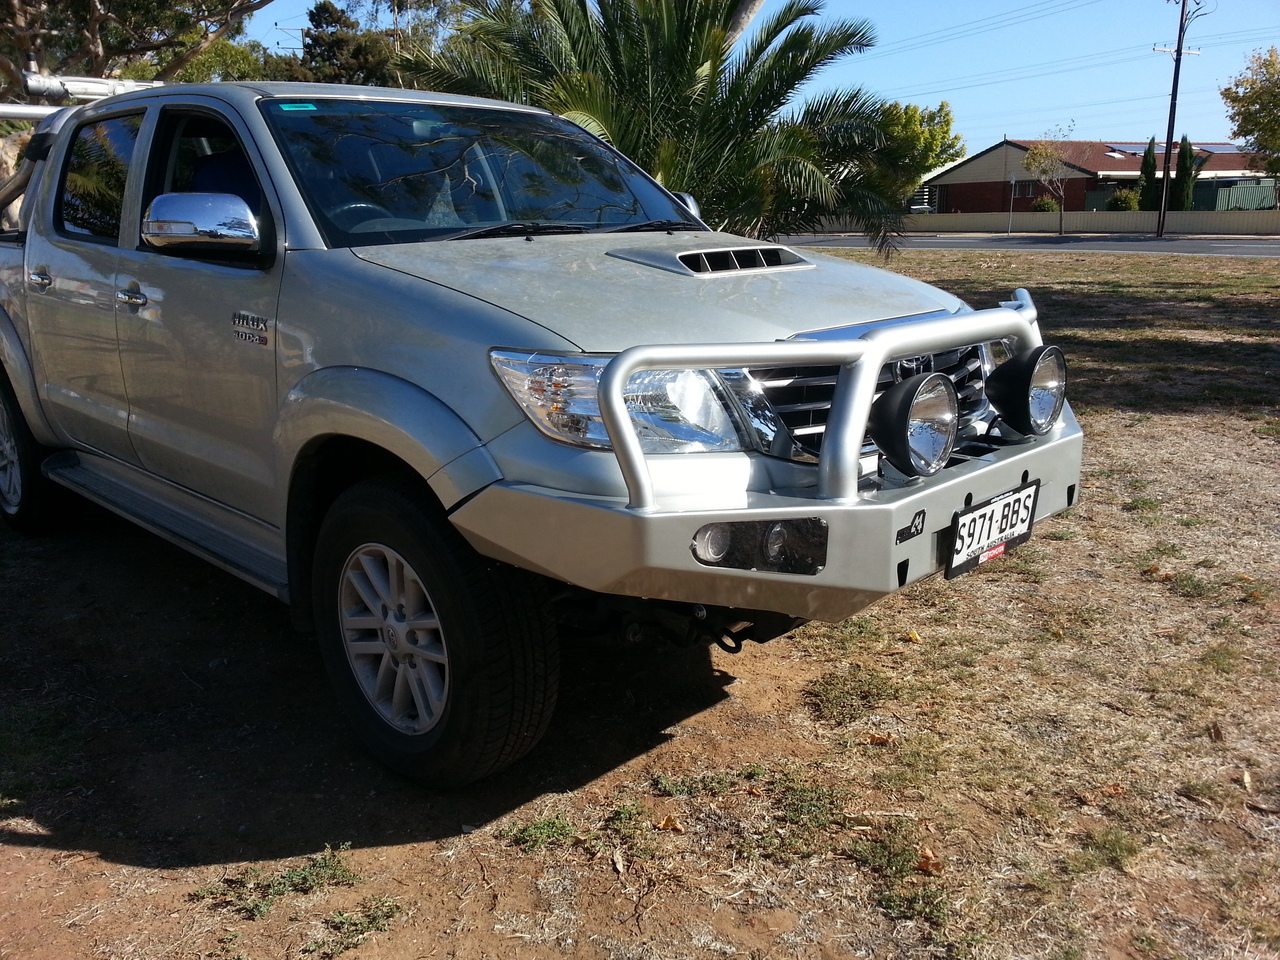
[232,311,270,346]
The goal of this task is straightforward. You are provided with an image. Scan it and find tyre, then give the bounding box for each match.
[0,372,52,533]
[312,475,559,787]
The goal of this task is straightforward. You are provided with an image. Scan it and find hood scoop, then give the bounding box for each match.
[607,244,812,277]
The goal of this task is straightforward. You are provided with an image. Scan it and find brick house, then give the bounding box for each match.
[924,139,1273,213]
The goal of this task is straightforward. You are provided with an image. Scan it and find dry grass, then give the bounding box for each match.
[1,251,1277,960]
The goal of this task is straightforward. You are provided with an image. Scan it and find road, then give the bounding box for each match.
[780,233,1280,257]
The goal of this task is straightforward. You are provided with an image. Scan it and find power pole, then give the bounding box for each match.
[1155,0,1206,237]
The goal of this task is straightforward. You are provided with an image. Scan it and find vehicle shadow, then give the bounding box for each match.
[0,500,734,869]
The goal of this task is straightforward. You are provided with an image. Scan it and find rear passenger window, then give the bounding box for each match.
[59,114,143,241]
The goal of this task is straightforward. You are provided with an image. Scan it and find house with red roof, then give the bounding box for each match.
[924,139,1275,213]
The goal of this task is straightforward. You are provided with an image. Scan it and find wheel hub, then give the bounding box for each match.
[338,543,448,735]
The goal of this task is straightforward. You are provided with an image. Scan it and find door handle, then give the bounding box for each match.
[28,272,52,289]
[115,289,148,307]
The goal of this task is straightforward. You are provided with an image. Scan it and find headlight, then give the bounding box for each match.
[490,351,742,453]
[985,345,1067,436]
[868,371,959,477]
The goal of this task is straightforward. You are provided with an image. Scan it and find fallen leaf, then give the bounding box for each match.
[612,848,626,874]
[1208,721,1225,742]
[1236,574,1256,582]
[905,630,923,644]
[1241,771,1253,794]
[1246,800,1280,815]
[916,846,943,875]
[656,815,685,834]
[1100,783,1128,798]
[1146,564,1161,575]
[746,786,764,797]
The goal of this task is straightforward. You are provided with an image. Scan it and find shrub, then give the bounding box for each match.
[1030,195,1060,212]
[1107,188,1140,211]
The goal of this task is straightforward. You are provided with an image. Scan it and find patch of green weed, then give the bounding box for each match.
[599,800,655,859]
[1199,642,1242,673]
[303,895,401,959]
[1170,572,1219,599]
[498,815,577,852]
[1065,826,1141,873]
[191,845,360,920]
[805,665,901,724]
[1123,497,1161,513]
[653,771,737,797]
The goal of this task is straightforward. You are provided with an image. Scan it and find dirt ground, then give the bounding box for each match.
[2,252,1278,960]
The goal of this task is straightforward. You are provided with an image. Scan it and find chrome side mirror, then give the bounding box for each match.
[142,193,260,252]
[672,192,701,218]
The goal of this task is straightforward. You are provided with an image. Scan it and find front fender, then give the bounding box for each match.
[274,366,502,516]
[0,304,58,446]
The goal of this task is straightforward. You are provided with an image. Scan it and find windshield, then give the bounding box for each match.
[260,98,700,247]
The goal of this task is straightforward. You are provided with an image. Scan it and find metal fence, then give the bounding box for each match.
[822,210,1280,235]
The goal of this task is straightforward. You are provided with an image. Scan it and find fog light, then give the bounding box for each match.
[762,522,787,562]
[869,372,959,477]
[692,523,732,563]
[986,345,1067,436]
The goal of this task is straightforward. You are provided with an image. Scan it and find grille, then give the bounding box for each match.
[679,247,806,274]
[749,345,989,459]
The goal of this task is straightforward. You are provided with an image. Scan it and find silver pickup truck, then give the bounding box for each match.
[0,81,1082,786]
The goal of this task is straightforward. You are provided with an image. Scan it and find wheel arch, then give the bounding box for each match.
[276,366,503,631]
[0,304,58,446]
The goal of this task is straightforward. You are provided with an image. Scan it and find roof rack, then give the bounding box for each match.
[0,71,165,121]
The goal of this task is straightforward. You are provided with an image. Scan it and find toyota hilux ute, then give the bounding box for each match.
[0,80,1083,786]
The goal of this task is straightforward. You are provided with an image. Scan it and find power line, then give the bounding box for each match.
[857,0,1110,63]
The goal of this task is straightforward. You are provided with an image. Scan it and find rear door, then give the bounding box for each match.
[24,110,144,463]
[115,100,283,520]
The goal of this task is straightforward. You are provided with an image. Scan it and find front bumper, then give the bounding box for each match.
[451,407,1083,623]
[452,293,1083,623]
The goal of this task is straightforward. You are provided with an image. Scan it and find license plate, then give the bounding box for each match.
[945,480,1040,579]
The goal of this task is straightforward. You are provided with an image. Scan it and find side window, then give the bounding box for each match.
[59,114,143,241]
[144,112,263,218]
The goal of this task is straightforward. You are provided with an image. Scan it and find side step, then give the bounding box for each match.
[43,451,290,601]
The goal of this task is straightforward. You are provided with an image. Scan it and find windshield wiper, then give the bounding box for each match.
[443,221,590,241]
[593,219,703,233]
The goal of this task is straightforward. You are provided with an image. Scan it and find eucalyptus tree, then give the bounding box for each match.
[398,0,905,244]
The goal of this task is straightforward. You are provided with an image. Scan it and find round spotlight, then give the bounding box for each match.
[869,372,959,478]
[692,523,732,563]
[986,345,1067,436]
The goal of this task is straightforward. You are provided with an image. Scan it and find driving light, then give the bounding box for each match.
[491,351,742,453]
[985,345,1067,436]
[868,372,959,477]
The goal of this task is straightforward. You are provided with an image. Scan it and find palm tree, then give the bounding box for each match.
[398,0,904,244]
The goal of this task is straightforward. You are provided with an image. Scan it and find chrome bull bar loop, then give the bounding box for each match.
[597,292,1042,511]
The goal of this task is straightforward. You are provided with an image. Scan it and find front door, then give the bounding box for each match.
[115,104,283,521]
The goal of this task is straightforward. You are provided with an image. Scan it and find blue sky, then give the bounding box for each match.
[242,0,1280,154]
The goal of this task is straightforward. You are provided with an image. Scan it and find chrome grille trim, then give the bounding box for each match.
[740,343,992,462]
